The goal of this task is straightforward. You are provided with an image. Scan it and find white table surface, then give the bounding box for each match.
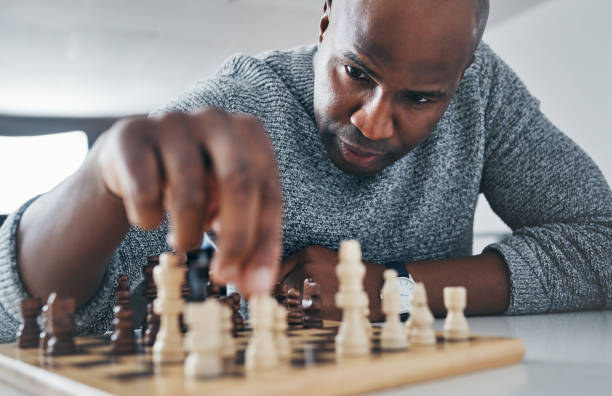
[377,311,612,396]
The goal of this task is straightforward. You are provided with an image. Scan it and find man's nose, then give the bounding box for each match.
[350,90,394,141]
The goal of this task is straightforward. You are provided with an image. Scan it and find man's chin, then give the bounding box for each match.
[328,151,387,178]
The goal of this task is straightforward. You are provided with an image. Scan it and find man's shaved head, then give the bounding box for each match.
[326,0,490,48]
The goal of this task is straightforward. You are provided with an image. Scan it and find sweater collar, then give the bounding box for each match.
[286,44,317,121]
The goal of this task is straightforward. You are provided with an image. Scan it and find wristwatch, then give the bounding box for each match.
[381,261,415,321]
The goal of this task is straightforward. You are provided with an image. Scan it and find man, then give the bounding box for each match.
[0,0,610,341]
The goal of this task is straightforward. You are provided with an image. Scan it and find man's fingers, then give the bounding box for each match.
[109,118,164,229]
[236,176,283,296]
[157,113,208,250]
[189,110,272,281]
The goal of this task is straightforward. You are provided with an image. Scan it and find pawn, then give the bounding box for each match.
[303,279,323,329]
[245,295,278,370]
[206,281,222,299]
[274,304,291,359]
[184,300,223,379]
[228,292,244,332]
[111,305,137,354]
[39,303,50,351]
[45,293,77,356]
[380,270,408,351]
[115,274,131,306]
[443,287,470,341]
[220,304,236,358]
[111,275,137,354]
[408,283,435,345]
[286,288,304,327]
[273,283,289,307]
[143,302,160,347]
[17,297,42,349]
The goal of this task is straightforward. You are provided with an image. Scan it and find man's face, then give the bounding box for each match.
[313,0,478,177]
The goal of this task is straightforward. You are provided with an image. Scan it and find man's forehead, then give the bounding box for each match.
[330,0,478,76]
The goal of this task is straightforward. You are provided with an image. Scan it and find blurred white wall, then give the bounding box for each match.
[474,0,612,251]
[1,0,609,247]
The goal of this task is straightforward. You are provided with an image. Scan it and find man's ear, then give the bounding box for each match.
[318,0,331,45]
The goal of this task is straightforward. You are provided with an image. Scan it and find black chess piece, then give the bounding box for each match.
[273,283,289,307]
[45,293,76,356]
[142,256,159,330]
[17,297,42,349]
[143,303,160,347]
[287,288,304,327]
[111,275,137,354]
[303,279,323,329]
[39,303,49,351]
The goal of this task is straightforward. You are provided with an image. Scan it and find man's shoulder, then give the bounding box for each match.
[214,44,316,85]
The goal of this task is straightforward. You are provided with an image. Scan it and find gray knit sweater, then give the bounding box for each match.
[1,43,611,342]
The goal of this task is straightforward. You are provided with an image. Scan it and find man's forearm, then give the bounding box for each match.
[364,251,510,321]
[18,156,130,307]
[406,251,510,317]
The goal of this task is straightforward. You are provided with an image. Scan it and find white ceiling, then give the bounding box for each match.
[0,0,553,117]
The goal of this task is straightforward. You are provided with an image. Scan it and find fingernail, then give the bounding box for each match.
[250,267,274,293]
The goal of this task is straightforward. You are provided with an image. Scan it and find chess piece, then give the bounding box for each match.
[17,297,41,349]
[409,282,435,345]
[45,293,76,356]
[142,256,159,332]
[303,279,323,329]
[220,304,236,358]
[143,302,160,347]
[39,303,50,351]
[184,300,223,379]
[245,295,278,370]
[335,240,370,356]
[274,303,291,360]
[220,292,244,333]
[207,281,222,299]
[380,270,408,351]
[286,288,304,327]
[111,275,137,354]
[273,283,289,307]
[443,287,470,341]
[153,252,187,363]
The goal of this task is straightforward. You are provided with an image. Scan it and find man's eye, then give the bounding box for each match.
[344,65,366,80]
[409,94,429,104]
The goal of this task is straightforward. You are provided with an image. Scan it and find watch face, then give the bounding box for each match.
[397,277,414,314]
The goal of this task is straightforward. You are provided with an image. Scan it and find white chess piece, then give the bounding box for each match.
[220,304,236,357]
[380,270,408,350]
[443,287,470,341]
[335,240,370,357]
[409,282,436,345]
[274,303,291,360]
[153,252,186,363]
[184,300,222,378]
[245,295,278,370]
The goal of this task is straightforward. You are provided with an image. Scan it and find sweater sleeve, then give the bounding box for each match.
[0,58,252,342]
[0,195,170,342]
[478,46,612,315]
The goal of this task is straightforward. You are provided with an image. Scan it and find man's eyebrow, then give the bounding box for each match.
[341,51,380,79]
[341,50,448,98]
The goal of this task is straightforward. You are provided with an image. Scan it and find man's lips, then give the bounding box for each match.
[337,139,384,165]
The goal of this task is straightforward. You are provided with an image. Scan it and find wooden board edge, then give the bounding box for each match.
[0,353,115,396]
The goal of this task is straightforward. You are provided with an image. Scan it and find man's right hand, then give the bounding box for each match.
[93,109,283,296]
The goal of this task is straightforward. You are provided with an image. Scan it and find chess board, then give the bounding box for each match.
[0,321,525,396]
